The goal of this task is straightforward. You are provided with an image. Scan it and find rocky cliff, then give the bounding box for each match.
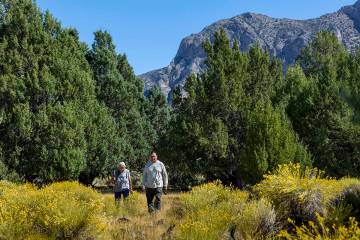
[140,1,360,99]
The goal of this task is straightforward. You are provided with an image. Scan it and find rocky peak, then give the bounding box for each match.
[140,1,360,99]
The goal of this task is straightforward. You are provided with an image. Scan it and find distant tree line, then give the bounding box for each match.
[0,0,359,187]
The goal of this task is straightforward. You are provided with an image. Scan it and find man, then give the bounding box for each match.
[113,162,132,202]
[141,151,168,213]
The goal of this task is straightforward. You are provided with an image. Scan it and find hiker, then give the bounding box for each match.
[141,151,168,213]
[113,162,132,202]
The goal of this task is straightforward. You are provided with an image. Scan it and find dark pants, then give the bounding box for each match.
[145,187,163,213]
[114,189,130,202]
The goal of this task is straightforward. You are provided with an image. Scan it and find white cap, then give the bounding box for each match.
[118,162,126,168]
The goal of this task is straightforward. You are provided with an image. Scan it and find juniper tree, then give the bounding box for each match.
[287,31,360,177]
[0,0,120,182]
[87,30,157,171]
[168,29,310,185]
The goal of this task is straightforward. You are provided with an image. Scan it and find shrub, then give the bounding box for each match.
[328,179,360,224]
[254,164,360,229]
[254,163,359,225]
[174,181,249,240]
[180,181,248,212]
[0,181,107,240]
[175,181,279,240]
[278,213,360,240]
[232,198,278,240]
[342,183,360,221]
[0,161,21,182]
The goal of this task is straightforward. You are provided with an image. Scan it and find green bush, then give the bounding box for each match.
[0,161,21,182]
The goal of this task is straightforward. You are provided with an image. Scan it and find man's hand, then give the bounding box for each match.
[163,186,168,195]
[141,185,145,192]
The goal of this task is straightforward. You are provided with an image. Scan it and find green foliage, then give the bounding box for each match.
[1,0,360,191]
[0,0,98,181]
[0,146,19,181]
[87,30,127,115]
[285,31,360,178]
[144,86,171,139]
[29,102,88,181]
[169,29,310,185]
[0,160,20,182]
[346,48,360,123]
[79,101,124,185]
[0,0,160,183]
[87,30,157,172]
[240,100,311,184]
[298,31,350,78]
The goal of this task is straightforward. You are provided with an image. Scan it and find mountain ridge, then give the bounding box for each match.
[140,1,360,99]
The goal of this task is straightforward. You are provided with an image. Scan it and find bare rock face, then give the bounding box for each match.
[140,1,360,99]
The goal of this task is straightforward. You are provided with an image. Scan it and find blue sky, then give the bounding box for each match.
[36,0,357,75]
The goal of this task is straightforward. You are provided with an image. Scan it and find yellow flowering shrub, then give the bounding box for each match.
[180,181,249,212]
[174,181,250,240]
[232,198,278,240]
[254,163,360,224]
[0,168,358,240]
[278,213,360,240]
[0,181,107,240]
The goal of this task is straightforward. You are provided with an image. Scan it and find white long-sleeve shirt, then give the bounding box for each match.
[141,160,168,188]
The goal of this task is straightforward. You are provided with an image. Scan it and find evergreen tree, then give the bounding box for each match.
[0,0,119,182]
[287,31,360,177]
[345,48,360,123]
[87,30,156,171]
[239,99,310,184]
[144,86,171,139]
[87,31,127,117]
[168,29,310,185]
[79,101,124,185]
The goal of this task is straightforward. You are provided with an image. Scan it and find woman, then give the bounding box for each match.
[113,162,132,201]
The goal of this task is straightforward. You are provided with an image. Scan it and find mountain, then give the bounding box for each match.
[140,1,360,99]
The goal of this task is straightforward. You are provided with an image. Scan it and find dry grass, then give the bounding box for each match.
[105,192,180,240]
